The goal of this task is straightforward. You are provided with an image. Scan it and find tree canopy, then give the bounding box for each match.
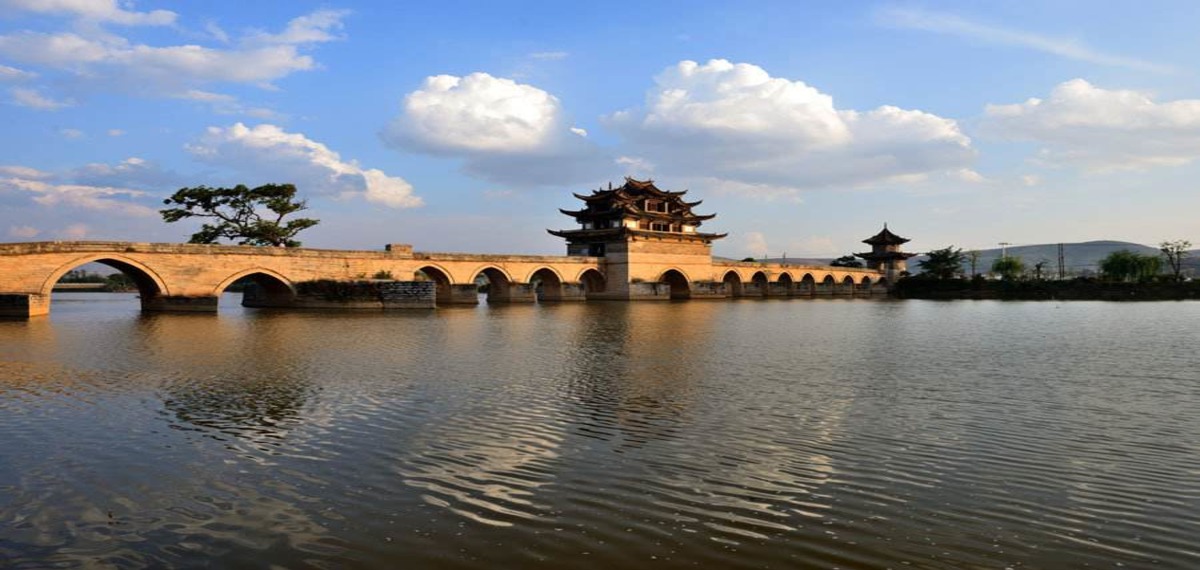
[830,254,864,268]
[160,183,319,247]
[1159,240,1191,282]
[918,247,965,279]
[1099,250,1161,283]
[991,256,1025,280]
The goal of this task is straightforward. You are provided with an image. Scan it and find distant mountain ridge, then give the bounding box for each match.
[916,240,1200,276]
[724,240,1199,276]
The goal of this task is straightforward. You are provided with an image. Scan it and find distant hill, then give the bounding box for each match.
[719,240,1200,276]
[911,241,1200,277]
[714,256,834,266]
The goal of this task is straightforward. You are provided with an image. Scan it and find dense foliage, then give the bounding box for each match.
[918,246,965,279]
[830,255,864,268]
[160,183,319,247]
[991,256,1026,281]
[1099,250,1161,283]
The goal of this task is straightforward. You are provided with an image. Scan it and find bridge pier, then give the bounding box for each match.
[767,283,792,297]
[0,294,50,319]
[143,295,220,313]
[690,281,728,299]
[441,284,482,305]
[489,283,537,303]
[539,283,587,302]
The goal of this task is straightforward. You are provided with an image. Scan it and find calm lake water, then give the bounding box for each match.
[1,293,1198,569]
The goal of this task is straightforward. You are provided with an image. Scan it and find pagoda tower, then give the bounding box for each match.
[549,177,725,298]
[854,224,916,283]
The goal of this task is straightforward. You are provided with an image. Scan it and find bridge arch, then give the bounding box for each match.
[41,254,170,300]
[415,264,453,303]
[750,271,769,297]
[657,268,691,299]
[471,266,514,302]
[214,268,297,308]
[798,273,816,296]
[722,270,743,297]
[777,272,794,295]
[528,267,564,302]
[820,274,836,295]
[839,275,856,295]
[577,268,606,294]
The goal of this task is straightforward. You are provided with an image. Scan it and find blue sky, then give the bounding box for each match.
[2,1,1199,258]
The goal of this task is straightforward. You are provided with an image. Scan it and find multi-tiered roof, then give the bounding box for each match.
[854,224,917,265]
[548,178,726,244]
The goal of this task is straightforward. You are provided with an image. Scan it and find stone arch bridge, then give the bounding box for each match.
[0,241,886,318]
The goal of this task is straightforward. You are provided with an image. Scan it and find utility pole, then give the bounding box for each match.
[998,242,1012,259]
[1057,243,1066,280]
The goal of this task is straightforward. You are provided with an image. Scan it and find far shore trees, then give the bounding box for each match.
[1159,240,1191,282]
[918,247,965,279]
[1100,250,1161,283]
[991,256,1026,281]
[160,183,319,247]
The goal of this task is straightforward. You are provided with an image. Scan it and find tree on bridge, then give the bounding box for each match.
[830,254,864,268]
[161,183,319,247]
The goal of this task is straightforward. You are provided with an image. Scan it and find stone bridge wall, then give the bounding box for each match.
[0,241,888,318]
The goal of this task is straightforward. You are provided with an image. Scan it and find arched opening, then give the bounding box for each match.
[750,271,768,298]
[839,275,856,295]
[579,268,606,295]
[472,267,512,303]
[820,274,836,295]
[858,276,873,296]
[218,270,296,308]
[777,273,794,296]
[876,277,890,293]
[799,274,816,297]
[416,266,453,304]
[659,269,691,300]
[44,257,166,314]
[530,267,563,302]
[722,270,743,298]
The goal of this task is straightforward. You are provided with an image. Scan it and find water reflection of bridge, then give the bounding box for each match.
[0,241,885,318]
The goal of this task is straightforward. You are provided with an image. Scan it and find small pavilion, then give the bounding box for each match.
[854,225,917,283]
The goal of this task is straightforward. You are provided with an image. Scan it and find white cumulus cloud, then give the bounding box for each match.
[0,8,347,113]
[386,72,564,154]
[0,0,177,26]
[382,72,607,186]
[606,59,976,193]
[70,156,181,190]
[10,87,72,109]
[0,173,155,216]
[982,79,1200,171]
[188,123,423,208]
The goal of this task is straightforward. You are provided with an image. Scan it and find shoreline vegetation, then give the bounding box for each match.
[899,242,1198,301]
[894,276,1200,301]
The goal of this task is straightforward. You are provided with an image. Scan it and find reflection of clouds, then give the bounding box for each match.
[398,409,564,526]
[561,302,722,450]
[394,304,575,526]
[555,301,859,544]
